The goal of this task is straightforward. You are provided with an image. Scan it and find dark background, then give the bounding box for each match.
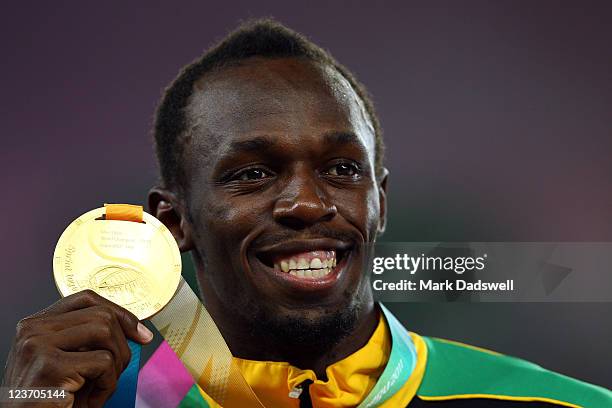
[1,1,611,388]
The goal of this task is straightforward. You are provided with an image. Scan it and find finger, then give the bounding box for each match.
[74,382,93,408]
[28,289,106,316]
[30,290,153,344]
[65,349,119,408]
[25,305,122,333]
[61,306,132,371]
[103,301,154,345]
[19,306,146,370]
[48,322,129,376]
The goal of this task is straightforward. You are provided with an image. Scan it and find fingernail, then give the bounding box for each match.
[137,322,154,342]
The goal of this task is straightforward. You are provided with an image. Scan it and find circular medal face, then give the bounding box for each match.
[53,207,182,320]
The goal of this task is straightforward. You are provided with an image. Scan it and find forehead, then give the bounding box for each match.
[183,57,375,163]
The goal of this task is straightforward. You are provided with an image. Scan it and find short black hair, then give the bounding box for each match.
[154,18,384,190]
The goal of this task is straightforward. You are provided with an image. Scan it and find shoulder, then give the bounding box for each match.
[410,334,612,408]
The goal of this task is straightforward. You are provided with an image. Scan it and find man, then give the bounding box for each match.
[3,19,611,407]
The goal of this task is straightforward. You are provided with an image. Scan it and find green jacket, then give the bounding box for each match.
[408,336,612,407]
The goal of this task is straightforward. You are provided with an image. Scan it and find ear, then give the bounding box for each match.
[147,187,194,252]
[377,168,389,235]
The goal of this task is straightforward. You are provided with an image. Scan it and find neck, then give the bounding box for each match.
[204,292,378,379]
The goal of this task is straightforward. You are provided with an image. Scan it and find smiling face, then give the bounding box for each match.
[176,57,387,352]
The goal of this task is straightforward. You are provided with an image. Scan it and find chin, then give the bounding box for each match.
[247,280,369,352]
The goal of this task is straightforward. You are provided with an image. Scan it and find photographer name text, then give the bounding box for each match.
[373,279,514,292]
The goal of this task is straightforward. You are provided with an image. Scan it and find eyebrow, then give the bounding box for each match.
[228,136,276,154]
[323,131,360,146]
[223,131,364,157]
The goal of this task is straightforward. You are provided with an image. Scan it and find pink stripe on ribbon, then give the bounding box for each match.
[135,340,195,408]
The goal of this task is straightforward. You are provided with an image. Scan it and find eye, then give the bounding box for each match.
[325,162,361,178]
[234,168,271,181]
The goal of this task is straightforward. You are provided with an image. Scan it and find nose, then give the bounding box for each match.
[273,168,337,230]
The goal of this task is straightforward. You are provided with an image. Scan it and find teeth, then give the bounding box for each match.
[285,267,333,279]
[274,253,338,279]
[310,258,322,268]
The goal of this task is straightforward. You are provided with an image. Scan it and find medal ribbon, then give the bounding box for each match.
[105,203,143,222]
[149,278,264,407]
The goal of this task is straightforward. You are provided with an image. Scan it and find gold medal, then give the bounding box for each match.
[53,205,181,320]
[53,205,265,407]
